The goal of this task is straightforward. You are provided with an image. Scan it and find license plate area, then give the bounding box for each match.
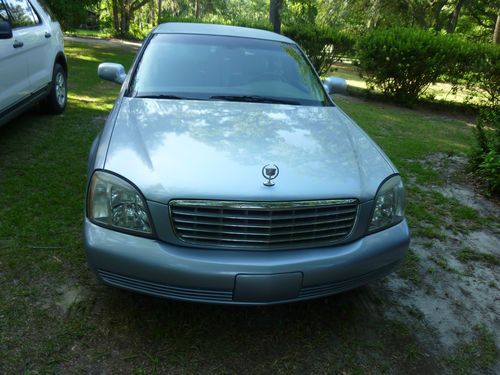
[233,272,303,303]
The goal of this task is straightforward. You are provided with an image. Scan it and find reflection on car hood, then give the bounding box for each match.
[105,98,395,203]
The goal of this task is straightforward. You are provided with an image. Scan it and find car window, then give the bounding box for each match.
[3,0,40,27]
[0,0,9,21]
[131,34,330,107]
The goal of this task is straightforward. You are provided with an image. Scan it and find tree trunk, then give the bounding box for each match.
[111,0,149,36]
[118,0,132,36]
[494,13,500,44]
[158,0,162,24]
[366,0,380,29]
[269,0,283,34]
[112,0,120,33]
[433,0,449,31]
[446,0,465,33]
[194,0,201,18]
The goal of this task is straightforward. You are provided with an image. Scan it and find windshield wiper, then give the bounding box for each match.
[210,95,300,105]
[135,94,203,100]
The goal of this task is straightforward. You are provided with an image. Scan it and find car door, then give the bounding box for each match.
[3,0,50,94]
[0,0,30,113]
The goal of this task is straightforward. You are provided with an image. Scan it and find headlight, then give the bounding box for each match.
[87,171,152,235]
[368,175,405,232]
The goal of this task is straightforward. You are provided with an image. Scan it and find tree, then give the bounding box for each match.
[446,0,466,33]
[269,0,283,33]
[45,0,99,29]
[111,0,151,36]
[158,0,162,24]
[194,0,201,18]
[458,0,499,42]
[494,12,500,43]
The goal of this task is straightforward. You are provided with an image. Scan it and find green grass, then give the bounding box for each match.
[457,247,499,266]
[447,325,498,375]
[398,249,422,286]
[0,41,497,373]
[330,62,485,106]
[65,28,115,39]
[333,96,473,164]
[334,95,493,239]
[65,28,147,41]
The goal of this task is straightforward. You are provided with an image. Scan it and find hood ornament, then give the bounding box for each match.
[262,164,279,186]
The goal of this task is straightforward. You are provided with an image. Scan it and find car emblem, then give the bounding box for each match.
[262,164,279,186]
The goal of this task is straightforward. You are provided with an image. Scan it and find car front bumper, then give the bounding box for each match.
[84,218,410,305]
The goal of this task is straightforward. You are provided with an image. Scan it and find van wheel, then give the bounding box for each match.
[43,63,67,114]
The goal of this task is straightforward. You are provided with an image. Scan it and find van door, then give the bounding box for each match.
[3,0,50,94]
[0,0,30,112]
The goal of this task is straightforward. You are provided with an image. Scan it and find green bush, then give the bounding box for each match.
[465,44,500,107]
[284,25,355,75]
[356,27,466,105]
[472,107,500,195]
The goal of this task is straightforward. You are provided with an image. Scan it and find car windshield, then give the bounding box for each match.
[130,33,330,106]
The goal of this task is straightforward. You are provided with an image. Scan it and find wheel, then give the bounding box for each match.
[43,63,67,114]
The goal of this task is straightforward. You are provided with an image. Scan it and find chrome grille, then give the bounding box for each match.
[169,199,358,249]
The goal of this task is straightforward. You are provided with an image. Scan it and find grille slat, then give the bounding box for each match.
[176,222,353,237]
[173,214,356,228]
[180,231,350,243]
[171,207,357,221]
[170,199,358,249]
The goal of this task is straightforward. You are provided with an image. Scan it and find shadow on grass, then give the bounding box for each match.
[73,280,439,374]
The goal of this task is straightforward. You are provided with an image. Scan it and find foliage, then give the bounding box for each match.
[356,27,470,105]
[282,0,317,26]
[44,0,99,29]
[107,0,155,37]
[48,0,499,44]
[317,0,499,43]
[284,25,355,76]
[471,107,500,194]
[456,0,500,42]
[464,43,500,106]
[159,14,272,31]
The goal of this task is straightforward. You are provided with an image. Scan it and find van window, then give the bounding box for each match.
[3,0,40,27]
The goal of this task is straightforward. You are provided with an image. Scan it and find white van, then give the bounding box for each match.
[0,0,67,126]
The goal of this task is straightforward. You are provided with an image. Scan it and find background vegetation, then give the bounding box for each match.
[52,0,499,43]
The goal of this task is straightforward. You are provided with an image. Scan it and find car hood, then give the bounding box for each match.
[104,98,395,203]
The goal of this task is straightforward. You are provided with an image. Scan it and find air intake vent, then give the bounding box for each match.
[170,199,358,249]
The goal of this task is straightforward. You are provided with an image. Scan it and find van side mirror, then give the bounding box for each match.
[323,76,348,95]
[0,21,13,39]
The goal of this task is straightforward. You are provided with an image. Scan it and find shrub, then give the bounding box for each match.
[465,43,500,107]
[284,25,355,76]
[472,107,500,195]
[356,27,465,105]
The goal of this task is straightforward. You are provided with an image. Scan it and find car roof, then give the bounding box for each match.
[153,22,295,44]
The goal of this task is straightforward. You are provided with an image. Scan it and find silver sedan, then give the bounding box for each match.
[84,23,409,304]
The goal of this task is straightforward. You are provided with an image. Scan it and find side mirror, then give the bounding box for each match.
[0,20,13,40]
[98,63,126,85]
[323,76,348,95]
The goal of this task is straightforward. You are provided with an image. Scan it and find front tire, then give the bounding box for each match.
[43,63,67,114]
